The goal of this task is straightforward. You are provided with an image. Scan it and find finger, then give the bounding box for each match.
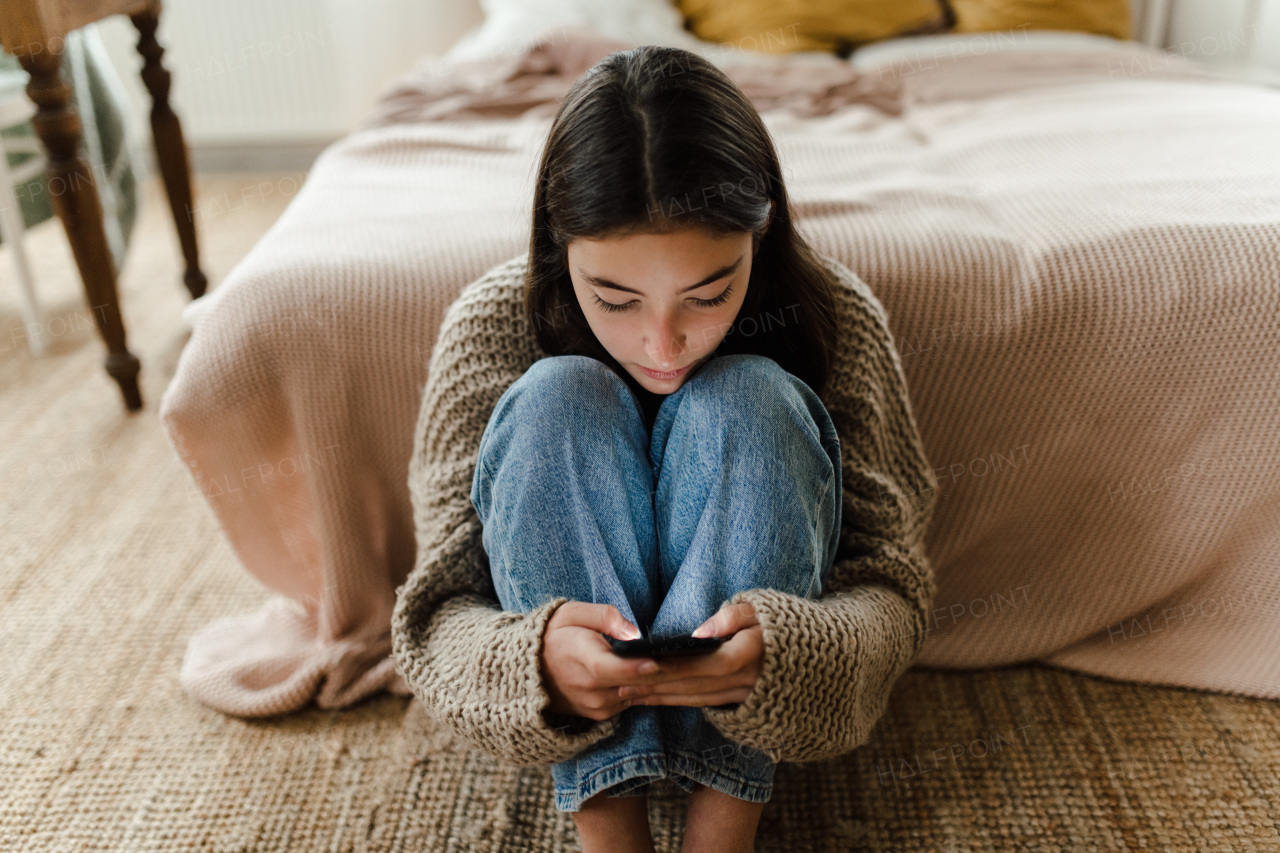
[691,605,728,639]
[631,629,759,684]
[621,677,739,699]
[633,687,752,708]
[571,632,662,688]
[574,691,636,721]
[623,655,732,688]
[556,601,641,641]
[692,602,758,638]
[622,672,754,697]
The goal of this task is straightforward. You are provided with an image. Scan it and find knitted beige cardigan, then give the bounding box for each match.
[390,252,939,767]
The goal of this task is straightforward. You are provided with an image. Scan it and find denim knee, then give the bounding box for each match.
[658,353,842,595]
[502,355,640,427]
[471,354,646,520]
[683,354,835,451]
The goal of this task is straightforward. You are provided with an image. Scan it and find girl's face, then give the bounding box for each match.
[567,226,755,395]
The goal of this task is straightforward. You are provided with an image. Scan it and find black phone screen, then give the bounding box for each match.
[606,633,724,658]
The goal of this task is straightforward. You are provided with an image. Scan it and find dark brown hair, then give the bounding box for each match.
[525,45,840,398]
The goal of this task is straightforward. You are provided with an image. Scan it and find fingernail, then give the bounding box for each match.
[638,661,658,674]
[691,627,707,638]
[623,698,632,707]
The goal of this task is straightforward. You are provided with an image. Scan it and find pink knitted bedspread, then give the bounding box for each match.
[160,27,1280,717]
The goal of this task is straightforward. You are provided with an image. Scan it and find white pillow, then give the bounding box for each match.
[445,0,707,63]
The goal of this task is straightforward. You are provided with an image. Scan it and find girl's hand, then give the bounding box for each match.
[618,602,763,708]
[539,601,661,721]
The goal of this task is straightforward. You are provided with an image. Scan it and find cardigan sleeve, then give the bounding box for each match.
[390,261,619,766]
[701,265,940,763]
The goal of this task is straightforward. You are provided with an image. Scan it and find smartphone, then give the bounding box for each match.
[606,633,724,658]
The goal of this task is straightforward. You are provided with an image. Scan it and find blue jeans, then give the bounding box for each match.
[469,353,842,812]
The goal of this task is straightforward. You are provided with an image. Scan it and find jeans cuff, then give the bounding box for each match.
[554,751,775,812]
[555,753,669,812]
[667,750,774,804]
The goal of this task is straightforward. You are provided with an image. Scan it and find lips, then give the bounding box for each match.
[642,363,690,380]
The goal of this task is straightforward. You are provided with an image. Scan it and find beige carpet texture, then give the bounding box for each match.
[3,174,1280,851]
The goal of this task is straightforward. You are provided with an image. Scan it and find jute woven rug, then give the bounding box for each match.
[2,175,1278,852]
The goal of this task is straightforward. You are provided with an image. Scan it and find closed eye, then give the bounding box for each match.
[592,283,735,314]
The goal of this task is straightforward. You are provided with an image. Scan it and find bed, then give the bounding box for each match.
[159,3,1280,721]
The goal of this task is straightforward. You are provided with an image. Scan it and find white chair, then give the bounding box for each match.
[0,67,49,356]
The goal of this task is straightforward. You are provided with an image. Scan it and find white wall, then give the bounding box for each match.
[1165,0,1280,70]
[95,0,483,169]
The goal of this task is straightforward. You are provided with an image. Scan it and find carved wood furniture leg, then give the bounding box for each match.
[18,44,143,411]
[130,4,208,299]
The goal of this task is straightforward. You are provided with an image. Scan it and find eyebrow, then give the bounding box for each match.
[582,255,744,295]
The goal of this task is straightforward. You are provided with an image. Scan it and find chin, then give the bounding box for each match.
[644,380,684,395]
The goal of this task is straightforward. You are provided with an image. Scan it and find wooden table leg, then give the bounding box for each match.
[130,5,208,300]
[17,45,142,411]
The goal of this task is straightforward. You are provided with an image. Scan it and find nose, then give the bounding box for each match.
[644,313,686,369]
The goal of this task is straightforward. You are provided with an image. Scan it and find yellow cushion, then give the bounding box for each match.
[675,0,948,55]
[948,0,1132,40]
